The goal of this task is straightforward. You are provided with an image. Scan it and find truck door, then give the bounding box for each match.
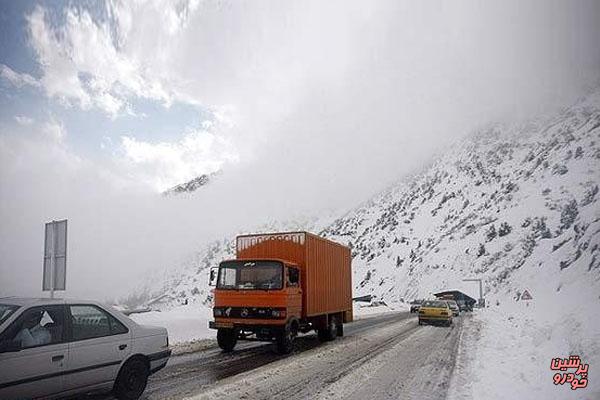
[287,267,302,318]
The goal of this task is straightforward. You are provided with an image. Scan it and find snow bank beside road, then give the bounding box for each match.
[353,301,406,318]
[130,304,213,344]
[450,301,600,399]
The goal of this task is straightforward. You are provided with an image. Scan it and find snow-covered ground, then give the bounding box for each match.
[353,301,406,318]
[130,304,214,344]
[186,314,459,400]
[450,301,600,399]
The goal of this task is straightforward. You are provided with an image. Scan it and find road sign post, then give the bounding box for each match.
[43,220,67,298]
[521,289,533,306]
[463,278,484,308]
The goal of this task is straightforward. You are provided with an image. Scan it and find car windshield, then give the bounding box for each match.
[447,301,458,308]
[421,300,447,308]
[217,260,283,290]
[0,304,19,325]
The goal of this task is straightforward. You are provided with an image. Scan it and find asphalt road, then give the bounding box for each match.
[90,311,465,400]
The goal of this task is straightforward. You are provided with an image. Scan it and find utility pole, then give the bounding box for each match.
[463,278,484,308]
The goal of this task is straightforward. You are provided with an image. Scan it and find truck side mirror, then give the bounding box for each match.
[288,268,299,285]
[209,267,218,287]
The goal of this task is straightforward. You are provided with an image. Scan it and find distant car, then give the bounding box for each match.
[418,300,452,327]
[0,298,171,400]
[445,300,460,317]
[409,300,422,313]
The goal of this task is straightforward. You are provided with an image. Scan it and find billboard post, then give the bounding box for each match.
[463,278,484,308]
[43,220,67,298]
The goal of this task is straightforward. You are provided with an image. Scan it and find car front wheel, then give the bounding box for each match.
[114,358,149,400]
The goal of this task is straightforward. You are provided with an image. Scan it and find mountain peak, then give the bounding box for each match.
[163,172,220,196]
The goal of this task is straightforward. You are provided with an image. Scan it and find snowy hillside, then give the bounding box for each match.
[323,90,600,307]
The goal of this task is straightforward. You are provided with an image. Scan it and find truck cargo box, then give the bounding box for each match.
[236,232,352,319]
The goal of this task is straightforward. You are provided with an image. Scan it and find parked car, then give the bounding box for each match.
[0,297,171,400]
[418,300,452,327]
[409,300,422,313]
[445,300,460,317]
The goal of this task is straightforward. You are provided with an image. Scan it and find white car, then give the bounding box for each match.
[0,298,171,400]
[445,300,460,317]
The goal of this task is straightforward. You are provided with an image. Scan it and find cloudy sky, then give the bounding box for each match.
[1,0,599,300]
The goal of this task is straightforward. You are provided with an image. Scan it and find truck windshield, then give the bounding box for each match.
[217,261,283,290]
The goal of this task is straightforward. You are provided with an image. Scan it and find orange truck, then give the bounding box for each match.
[209,232,353,354]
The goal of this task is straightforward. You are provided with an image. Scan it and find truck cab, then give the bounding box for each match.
[209,259,302,353]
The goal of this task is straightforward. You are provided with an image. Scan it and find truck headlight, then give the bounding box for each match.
[271,310,286,318]
[213,308,223,317]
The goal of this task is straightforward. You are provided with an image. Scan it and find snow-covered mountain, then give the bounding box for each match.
[323,90,600,306]
[163,172,219,196]
[133,89,600,314]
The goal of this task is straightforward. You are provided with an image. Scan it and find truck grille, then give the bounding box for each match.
[214,307,286,319]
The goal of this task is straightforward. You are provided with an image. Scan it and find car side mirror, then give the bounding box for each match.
[0,340,21,353]
[209,267,218,287]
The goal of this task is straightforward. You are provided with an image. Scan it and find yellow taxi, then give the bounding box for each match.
[418,299,453,326]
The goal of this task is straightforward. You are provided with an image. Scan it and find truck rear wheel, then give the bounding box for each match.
[217,328,237,352]
[318,315,338,342]
[337,320,344,337]
[317,328,329,342]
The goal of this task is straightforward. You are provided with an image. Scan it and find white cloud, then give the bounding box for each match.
[14,115,34,126]
[0,64,40,88]
[117,128,238,191]
[41,117,66,144]
[26,2,198,118]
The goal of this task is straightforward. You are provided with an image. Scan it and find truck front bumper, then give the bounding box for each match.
[210,317,288,329]
[209,320,235,329]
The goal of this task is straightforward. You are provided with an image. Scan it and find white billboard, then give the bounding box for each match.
[43,219,67,292]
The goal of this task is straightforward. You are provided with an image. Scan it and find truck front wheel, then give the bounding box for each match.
[217,328,238,352]
[276,322,297,354]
